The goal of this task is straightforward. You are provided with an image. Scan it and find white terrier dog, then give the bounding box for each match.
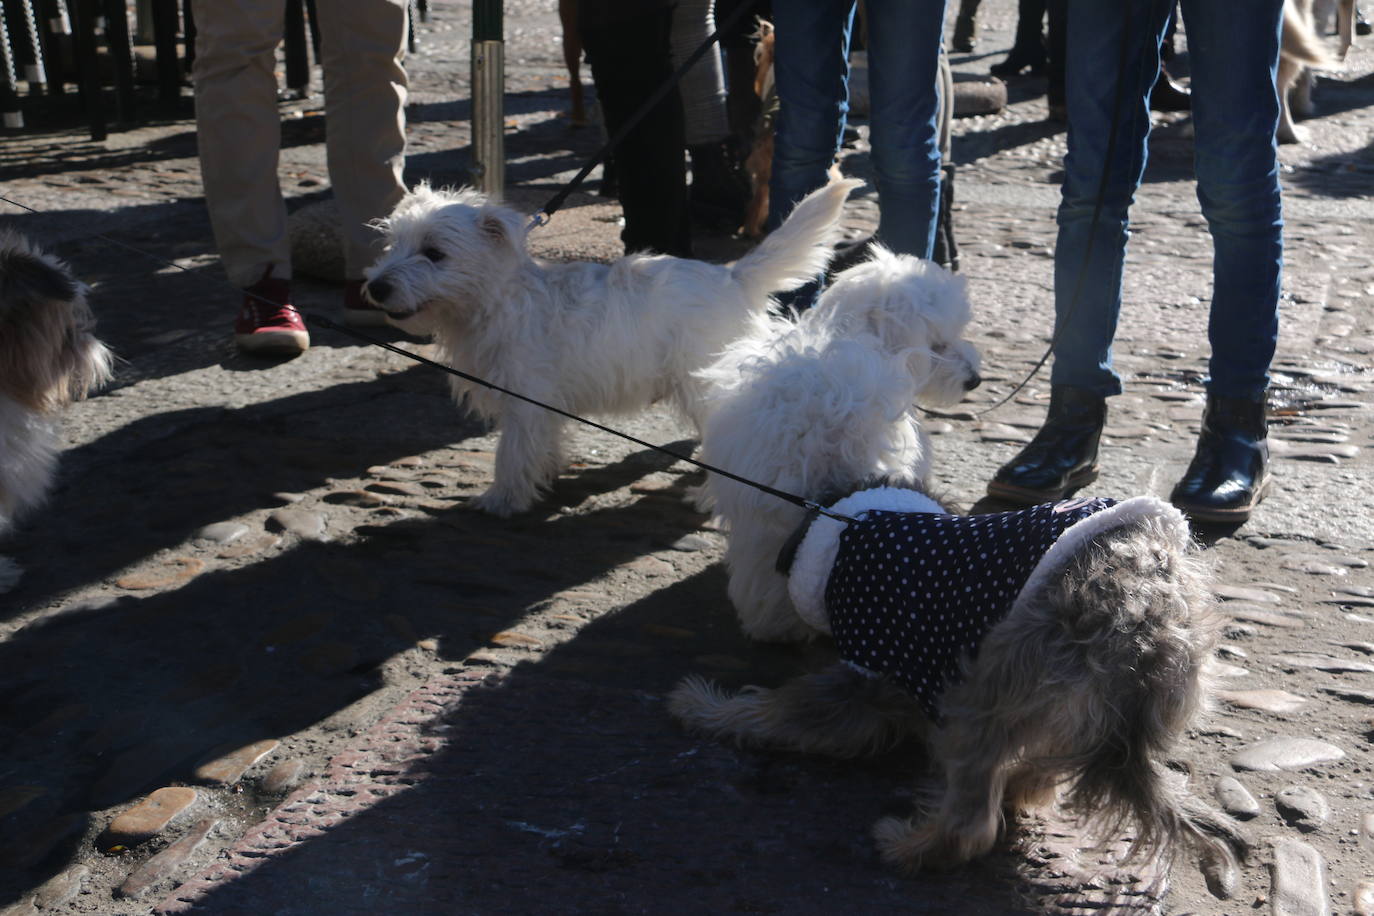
[0,231,113,592]
[362,178,863,516]
[695,246,981,642]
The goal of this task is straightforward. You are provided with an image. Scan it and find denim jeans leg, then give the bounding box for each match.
[1049,0,1171,396]
[864,0,947,260]
[765,0,855,234]
[1182,0,1283,400]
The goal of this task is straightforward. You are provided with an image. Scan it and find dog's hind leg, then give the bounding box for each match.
[472,402,565,516]
[669,664,925,759]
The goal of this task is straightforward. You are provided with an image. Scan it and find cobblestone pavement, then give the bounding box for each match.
[2,2,1374,914]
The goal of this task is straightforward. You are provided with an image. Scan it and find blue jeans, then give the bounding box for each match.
[765,0,947,260]
[1051,0,1283,400]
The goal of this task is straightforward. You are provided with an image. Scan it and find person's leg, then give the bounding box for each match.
[863,0,947,260]
[581,7,691,256]
[764,0,853,232]
[1168,0,1283,522]
[990,0,1047,78]
[1049,0,1171,397]
[190,0,290,289]
[1182,0,1283,401]
[989,0,1171,503]
[315,0,408,286]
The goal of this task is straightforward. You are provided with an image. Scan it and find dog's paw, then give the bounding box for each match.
[683,482,714,515]
[468,487,536,517]
[872,816,968,873]
[0,556,21,593]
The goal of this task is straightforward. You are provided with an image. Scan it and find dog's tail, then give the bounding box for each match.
[729,178,863,303]
[1048,513,1248,874]
[1283,0,1336,67]
[668,664,925,759]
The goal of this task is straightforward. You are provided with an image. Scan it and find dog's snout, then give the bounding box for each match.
[364,279,393,304]
[964,372,982,392]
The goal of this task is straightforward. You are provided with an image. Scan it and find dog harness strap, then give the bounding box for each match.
[825,497,1118,721]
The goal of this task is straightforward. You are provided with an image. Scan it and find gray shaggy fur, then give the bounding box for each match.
[671,500,1246,882]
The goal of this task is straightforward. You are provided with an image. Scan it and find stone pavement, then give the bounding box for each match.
[1,2,1373,913]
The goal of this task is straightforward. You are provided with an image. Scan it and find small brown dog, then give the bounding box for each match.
[671,484,1246,880]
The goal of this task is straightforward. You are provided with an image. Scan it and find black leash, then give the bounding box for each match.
[527,0,756,230]
[0,192,856,524]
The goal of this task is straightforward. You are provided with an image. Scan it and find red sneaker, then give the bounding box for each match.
[343,278,391,327]
[235,272,309,356]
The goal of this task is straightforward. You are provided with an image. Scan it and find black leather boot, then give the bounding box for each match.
[987,386,1106,504]
[951,0,981,52]
[1170,393,1270,524]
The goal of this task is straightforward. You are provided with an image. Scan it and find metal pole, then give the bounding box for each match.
[471,0,503,197]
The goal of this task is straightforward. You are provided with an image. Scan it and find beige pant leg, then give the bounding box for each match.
[315,0,409,280]
[191,0,290,288]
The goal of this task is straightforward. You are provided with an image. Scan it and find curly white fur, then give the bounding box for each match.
[0,231,113,592]
[362,179,862,516]
[696,247,981,641]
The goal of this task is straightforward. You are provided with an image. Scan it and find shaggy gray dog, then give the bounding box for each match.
[671,484,1245,881]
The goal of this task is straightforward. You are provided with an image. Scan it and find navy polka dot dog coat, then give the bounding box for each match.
[786,487,1186,722]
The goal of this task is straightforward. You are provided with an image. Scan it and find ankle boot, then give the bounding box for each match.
[1170,393,1270,523]
[987,385,1106,504]
[951,0,980,51]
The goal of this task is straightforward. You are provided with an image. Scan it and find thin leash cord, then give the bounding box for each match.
[0,192,856,523]
[944,9,1138,421]
[527,0,756,230]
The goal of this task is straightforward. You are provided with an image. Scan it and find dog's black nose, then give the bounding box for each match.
[964,373,982,392]
[365,279,392,304]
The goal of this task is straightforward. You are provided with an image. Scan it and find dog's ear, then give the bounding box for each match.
[478,208,527,255]
[0,249,79,318]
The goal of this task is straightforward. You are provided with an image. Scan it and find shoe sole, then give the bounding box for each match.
[1171,477,1270,525]
[235,330,310,356]
[985,465,1099,505]
[343,308,394,328]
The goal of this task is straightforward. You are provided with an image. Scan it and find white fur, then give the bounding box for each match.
[697,247,981,641]
[363,179,862,516]
[0,231,113,592]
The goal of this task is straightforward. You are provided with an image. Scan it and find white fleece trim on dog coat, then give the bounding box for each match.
[787,489,1188,721]
[788,486,943,634]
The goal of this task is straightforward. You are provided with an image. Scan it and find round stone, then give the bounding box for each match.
[1276,784,1330,832]
[1214,776,1260,819]
[1231,737,1345,772]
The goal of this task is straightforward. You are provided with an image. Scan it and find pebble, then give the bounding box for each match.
[323,489,390,508]
[1273,653,1374,673]
[32,864,89,909]
[1215,688,1308,715]
[669,533,714,552]
[99,786,198,848]
[262,758,306,795]
[1276,785,1330,832]
[115,816,218,900]
[268,508,329,541]
[1215,776,1261,819]
[976,422,1031,443]
[1321,686,1374,705]
[1228,606,1308,629]
[195,522,249,545]
[489,631,543,650]
[115,557,205,590]
[1356,882,1374,916]
[1282,551,1369,572]
[1232,737,1345,772]
[1269,837,1330,916]
[1336,586,1374,599]
[367,480,428,497]
[193,739,279,786]
[1215,585,1283,604]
